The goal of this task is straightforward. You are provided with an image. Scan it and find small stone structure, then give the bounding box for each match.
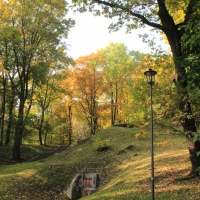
[67,162,106,199]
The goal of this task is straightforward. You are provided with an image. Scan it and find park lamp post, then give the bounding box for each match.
[144,68,157,200]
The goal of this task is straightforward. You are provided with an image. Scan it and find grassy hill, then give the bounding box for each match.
[0,126,199,200]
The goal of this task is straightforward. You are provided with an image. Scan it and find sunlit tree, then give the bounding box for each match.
[0,0,74,160]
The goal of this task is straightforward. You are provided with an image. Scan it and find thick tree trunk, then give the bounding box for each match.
[155,0,200,174]
[185,120,200,175]
[178,90,200,175]
[174,65,200,176]
[13,142,21,161]
[13,120,24,161]
[166,30,200,176]
[13,96,25,161]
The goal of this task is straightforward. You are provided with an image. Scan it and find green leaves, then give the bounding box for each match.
[191,132,200,143]
[93,137,111,152]
[181,1,200,91]
[0,0,74,159]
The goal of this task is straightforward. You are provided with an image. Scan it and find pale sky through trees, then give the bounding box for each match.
[67,11,170,60]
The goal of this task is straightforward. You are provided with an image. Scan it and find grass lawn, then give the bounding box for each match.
[0,126,199,199]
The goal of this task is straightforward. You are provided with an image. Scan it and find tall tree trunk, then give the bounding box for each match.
[5,98,14,145]
[13,142,21,161]
[164,26,200,176]
[0,72,7,146]
[13,104,24,161]
[183,104,200,175]
[111,92,114,125]
[5,83,15,145]
[175,65,200,175]
[113,83,118,123]
[153,0,200,175]
[93,117,98,136]
[44,128,48,146]
[0,102,5,146]
[38,79,51,146]
[173,52,200,176]
[13,85,25,160]
[38,110,44,146]
[68,106,72,145]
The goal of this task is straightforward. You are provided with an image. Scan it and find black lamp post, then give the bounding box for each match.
[144,68,157,200]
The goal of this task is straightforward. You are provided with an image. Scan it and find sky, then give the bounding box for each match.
[66,10,169,60]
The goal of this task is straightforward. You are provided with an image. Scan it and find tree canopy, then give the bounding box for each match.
[0,0,74,160]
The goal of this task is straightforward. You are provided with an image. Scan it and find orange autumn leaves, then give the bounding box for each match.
[61,44,175,136]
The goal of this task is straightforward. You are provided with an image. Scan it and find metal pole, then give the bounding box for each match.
[150,83,155,200]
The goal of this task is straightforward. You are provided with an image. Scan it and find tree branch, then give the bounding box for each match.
[94,0,166,32]
[184,0,195,24]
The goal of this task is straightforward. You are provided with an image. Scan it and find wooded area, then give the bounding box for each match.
[0,0,200,178]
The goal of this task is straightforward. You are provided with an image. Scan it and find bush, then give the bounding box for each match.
[135,130,147,140]
[93,137,111,152]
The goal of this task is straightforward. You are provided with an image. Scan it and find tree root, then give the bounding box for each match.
[174,172,199,181]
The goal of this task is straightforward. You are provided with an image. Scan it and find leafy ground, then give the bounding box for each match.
[0,126,200,200]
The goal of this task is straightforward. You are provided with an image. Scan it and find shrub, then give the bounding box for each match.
[93,137,111,152]
[135,130,147,140]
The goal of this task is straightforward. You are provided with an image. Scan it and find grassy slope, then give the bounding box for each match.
[0,126,199,200]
